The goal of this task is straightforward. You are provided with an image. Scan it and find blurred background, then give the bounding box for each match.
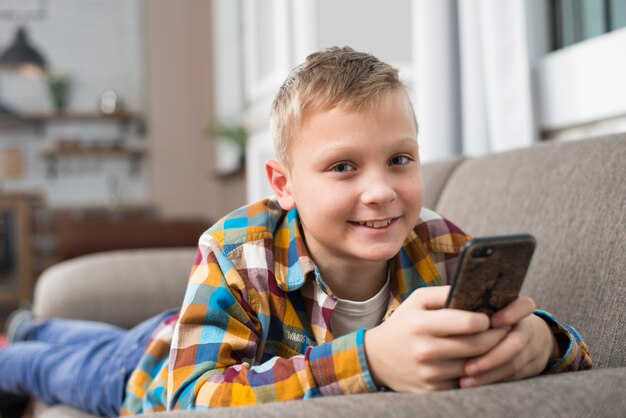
[0,0,624,319]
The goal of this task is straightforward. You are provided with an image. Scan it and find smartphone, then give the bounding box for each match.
[444,234,536,316]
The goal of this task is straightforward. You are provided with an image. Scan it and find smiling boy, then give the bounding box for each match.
[0,47,591,416]
[164,46,591,407]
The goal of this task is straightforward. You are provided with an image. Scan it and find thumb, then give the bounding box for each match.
[405,285,451,310]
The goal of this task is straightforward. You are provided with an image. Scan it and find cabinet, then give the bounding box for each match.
[0,193,38,308]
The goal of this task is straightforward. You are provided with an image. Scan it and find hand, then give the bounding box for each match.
[459,296,559,388]
[364,286,509,392]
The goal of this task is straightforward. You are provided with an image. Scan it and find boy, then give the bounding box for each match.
[0,47,591,417]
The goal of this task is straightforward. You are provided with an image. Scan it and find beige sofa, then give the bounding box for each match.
[32,134,626,417]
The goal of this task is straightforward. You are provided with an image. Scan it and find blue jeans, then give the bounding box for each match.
[0,310,175,417]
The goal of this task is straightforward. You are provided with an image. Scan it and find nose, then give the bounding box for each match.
[360,171,397,206]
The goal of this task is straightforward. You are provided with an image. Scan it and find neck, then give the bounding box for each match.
[313,253,389,301]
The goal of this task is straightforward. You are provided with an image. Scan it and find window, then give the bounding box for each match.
[551,0,626,50]
[532,0,626,139]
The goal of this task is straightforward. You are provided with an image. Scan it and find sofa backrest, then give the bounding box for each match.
[421,156,465,209]
[427,134,626,369]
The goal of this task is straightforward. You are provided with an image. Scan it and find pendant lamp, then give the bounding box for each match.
[0,26,48,119]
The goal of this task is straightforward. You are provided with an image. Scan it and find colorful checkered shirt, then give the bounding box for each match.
[120,198,592,414]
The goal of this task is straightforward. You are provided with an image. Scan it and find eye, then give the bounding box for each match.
[389,155,412,166]
[330,162,355,173]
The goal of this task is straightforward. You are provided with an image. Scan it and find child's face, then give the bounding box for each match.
[271,92,423,266]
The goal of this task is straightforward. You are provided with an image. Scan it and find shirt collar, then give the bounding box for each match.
[272,207,316,292]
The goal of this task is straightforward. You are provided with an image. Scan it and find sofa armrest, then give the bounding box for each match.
[33,248,197,329]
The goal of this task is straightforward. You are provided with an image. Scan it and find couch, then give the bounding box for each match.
[30,134,626,417]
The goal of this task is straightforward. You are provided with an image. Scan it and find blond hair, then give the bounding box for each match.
[270,46,417,165]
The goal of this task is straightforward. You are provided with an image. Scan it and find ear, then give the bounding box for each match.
[265,159,296,210]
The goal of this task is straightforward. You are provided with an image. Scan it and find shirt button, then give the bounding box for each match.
[130,343,139,351]
[120,367,126,375]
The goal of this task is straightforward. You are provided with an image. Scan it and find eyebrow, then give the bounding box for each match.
[315,137,417,156]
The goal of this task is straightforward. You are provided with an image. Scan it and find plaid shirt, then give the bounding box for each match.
[121,198,592,414]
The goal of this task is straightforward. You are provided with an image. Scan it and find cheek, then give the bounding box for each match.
[399,176,424,206]
[294,180,354,223]
[415,180,425,207]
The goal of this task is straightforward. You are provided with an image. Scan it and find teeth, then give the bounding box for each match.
[360,219,391,228]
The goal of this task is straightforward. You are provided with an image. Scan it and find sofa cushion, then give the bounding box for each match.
[136,368,626,418]
[434,135,626,369]
[33,368,626,418]
[33,401,95,418]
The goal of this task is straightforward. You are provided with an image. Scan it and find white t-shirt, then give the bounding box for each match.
[330,274,391,338]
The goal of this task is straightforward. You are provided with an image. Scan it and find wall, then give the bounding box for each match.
[145,0,246,220]
[0,0,144,113]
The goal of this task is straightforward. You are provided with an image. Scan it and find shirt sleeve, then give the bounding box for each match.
[533,310,593,373]
[167,240,375,409]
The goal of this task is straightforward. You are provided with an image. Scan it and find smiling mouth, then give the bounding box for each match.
[349,218,397,229]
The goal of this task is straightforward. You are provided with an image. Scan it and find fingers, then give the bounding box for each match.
[464,323,529,377]
[365,317,476,392]
[407,379,460,392]
[409,285,452,310]
[413,359,466,384]
[459,348,543,388]
[460,351,530,388]
[491,296,536,328]
[407,290,536,333]
[367,286,493,392]
[410,309,490,337]
[399,359,465,392]
[415,327,510,361]
[403,287,491,336]
[460,315,556,388]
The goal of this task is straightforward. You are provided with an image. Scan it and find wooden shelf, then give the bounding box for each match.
[0,111,145,135]
[41,145,147,177]
[25,111,142,123]
[41,145,148,158]
[0,115,29,129]
[46,201,155,213]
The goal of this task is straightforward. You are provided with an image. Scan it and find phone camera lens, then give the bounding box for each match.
[471,248,493,258]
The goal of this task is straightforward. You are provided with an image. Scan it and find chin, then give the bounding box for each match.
[356,247,401,262]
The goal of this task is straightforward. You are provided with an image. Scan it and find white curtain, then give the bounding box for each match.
[413,0,537,163]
